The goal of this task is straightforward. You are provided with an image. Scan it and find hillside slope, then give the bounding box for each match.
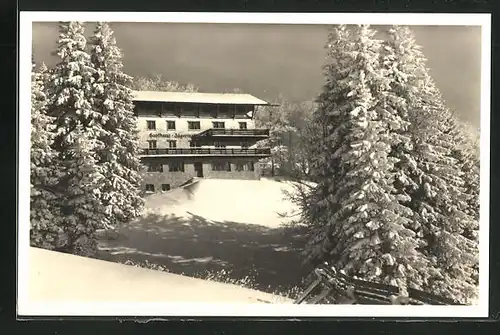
[28,247,292,304]
[144,177,305,228]
[97,177,313,295]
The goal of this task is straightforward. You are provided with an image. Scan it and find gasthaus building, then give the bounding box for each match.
[132,90,272,193]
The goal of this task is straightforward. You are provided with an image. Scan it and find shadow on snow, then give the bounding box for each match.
[96,211,312,295]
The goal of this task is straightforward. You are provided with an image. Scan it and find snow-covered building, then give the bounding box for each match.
[132,90,272,192]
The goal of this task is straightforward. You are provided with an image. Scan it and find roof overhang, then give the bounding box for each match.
[132,90,272,106]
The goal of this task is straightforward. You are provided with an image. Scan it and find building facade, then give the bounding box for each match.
[133,90,272,193]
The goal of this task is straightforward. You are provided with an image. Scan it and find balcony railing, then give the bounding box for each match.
[195,128,270,137]
[140,147,271,157]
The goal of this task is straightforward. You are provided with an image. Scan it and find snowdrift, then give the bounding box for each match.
[143,178,306,228]
[28,247,292,304]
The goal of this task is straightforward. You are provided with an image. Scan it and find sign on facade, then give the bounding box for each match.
[149,133,193,139]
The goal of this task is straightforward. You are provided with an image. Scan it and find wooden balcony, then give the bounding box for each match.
[140,147,271,157]
[194,128,270,138]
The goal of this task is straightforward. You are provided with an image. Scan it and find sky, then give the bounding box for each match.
[32,22,482,127]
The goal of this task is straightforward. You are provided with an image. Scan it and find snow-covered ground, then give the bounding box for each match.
[143,177,303,228]
[98,177,313,296]
[29,247,292,303]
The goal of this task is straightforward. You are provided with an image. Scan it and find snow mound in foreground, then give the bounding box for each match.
[27,247,292,304]
[144,178,306,228]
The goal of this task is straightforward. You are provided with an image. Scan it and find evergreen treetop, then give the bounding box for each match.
[89,21,144,228]
[44,21,107,256]
[30,61,61,250]
[382,25,479,303]
[305,25,429,290]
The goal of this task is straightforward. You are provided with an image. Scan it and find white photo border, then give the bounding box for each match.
[18,11,491,318]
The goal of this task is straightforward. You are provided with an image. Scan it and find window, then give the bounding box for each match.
[145,184,155,192]
[169,162,185,172]
[214,141,226,149]
[212,162,231,172]
[218,105,230,118]
[229,105,237,118]
[162,184,171,192]
[210,106,218,118]
[161,103,175,117]
[147,163,163,172]
[236,105,253,118]
[174,105,182,117]
[235,162,253,172]
[239,122,247,130]
[198,105,209,116]
[167,120,176,130]
[183,104,199,117]
[188,121,201,130]
[168,140,177,148]
[148,140,157,149]
[189,141,200,148]
[147,120,156,130]
[137,102,161,117]
[212,121,225,129]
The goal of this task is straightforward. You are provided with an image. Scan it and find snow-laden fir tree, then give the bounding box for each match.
[454,121,480,293]
[455,122,480,222]
[38,62,51,84]
[30,61,61,249]
[89,22,144,229]
[298,25,359,264]
[411,77,478,303]
[55,126,108,255]
[45,21,107,256]
[395,61,478,302]
[445,115,480,292]
[382,25,479,303]
[441,113,480,222]
[381,26,426,207]
[303,25,429,290]
[379,25,439,286]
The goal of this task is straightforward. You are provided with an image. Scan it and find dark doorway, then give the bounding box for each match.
[194,162,203,177]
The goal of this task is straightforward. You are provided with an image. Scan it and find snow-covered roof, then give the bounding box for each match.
[132,90,270,105]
